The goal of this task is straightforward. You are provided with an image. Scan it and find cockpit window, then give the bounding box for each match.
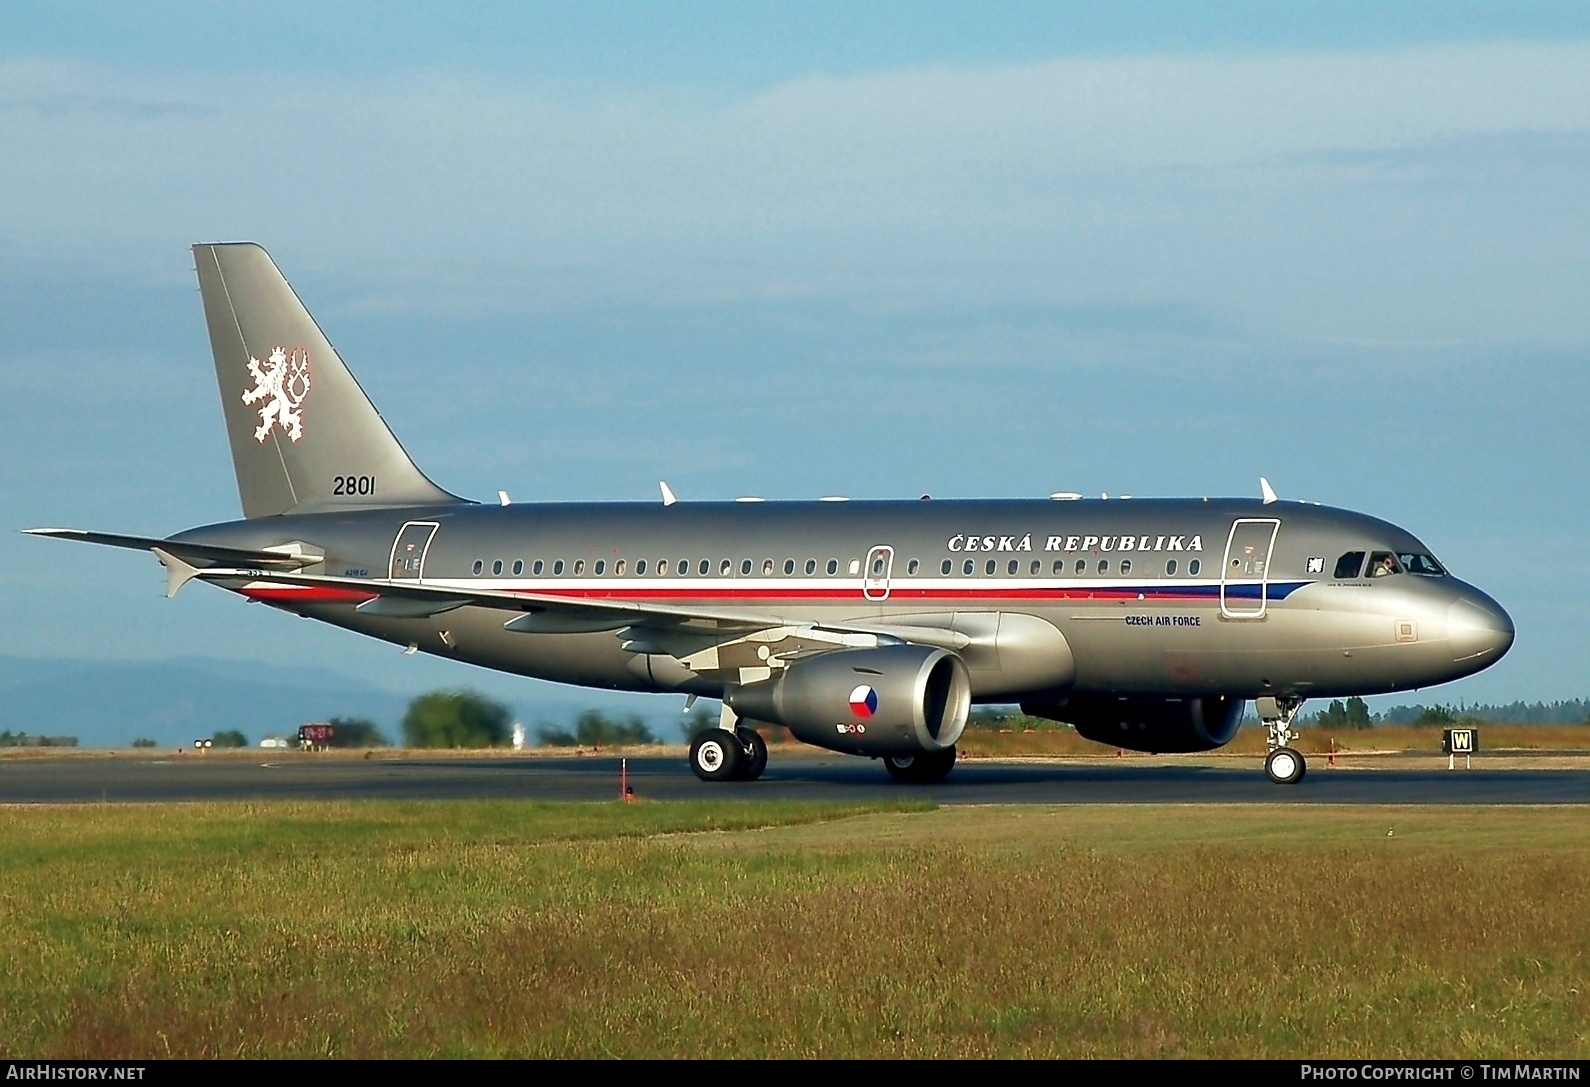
[1334,551,1365,579]
[1398,553,1446,576]
[1367,551,1402,578]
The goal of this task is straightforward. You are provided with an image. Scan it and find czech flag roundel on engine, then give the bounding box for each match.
[848,684,879,719]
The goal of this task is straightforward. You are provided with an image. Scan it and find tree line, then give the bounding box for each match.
[127,691,1590,749]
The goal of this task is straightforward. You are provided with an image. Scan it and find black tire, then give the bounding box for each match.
[883,754,918,781]
[690,730,744,782]
[883,747,957,784]
[1264,746,1306,785]
[737,727,768,782]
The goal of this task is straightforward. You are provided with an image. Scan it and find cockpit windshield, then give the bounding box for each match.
[1397,552,1446,576]
[1367,551,1401,577]
[1365,550,1445,578]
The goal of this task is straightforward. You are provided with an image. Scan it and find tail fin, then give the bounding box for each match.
[193,242,465,519]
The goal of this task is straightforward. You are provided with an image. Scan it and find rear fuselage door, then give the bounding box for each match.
[389,521,440,581]
[1221,518,1280,619]
[863,545,894,601]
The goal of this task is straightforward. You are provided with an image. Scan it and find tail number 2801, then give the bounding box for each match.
[333,475,377,496]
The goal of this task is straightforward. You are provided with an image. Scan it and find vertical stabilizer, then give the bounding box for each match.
[193,242,465,519]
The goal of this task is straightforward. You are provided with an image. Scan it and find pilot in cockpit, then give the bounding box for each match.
[1370,553,1399,578]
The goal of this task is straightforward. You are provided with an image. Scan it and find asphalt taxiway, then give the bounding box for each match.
[2,753,1587,804]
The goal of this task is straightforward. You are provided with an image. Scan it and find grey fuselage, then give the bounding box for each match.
[174,496,1515,705]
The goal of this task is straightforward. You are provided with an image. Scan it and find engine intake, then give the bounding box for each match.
[1021,694,1244,753]
[727,644,971,756]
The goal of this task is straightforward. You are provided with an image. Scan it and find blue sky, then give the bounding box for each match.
[2,3,1586,721]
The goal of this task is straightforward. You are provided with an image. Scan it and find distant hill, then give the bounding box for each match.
[0,655,685,750]
[0,656,411,748]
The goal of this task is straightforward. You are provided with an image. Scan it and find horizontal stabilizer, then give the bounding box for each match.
[23,528,320,569]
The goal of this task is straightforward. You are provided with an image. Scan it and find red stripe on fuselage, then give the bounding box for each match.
[240,585,379,605]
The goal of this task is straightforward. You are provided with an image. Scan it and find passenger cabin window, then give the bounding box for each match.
[1031,560,1041,575]
[1075,559,1086,575]
[512,560,523,576]
[1165,559,1178,575]
[1367,551,1402,578]
[908,559,920,575]
[700,559,710,575]
[573,559,585,575]
[678,560,689,575]
[553,560,565,575]
[1120,559,1132,575]
[594,560,605,575]
[615,560,626,576]
[762,559,774,576]
[1189,559,1201,576]
[533,560,544,575]
[963,559,975,575]
[873,557,887,576]
[472,560,483,576]
[741,559,753,575]
[636,560,647,575]
[827,559,838,575]
[785,559,796,575]
[492,560,503,575]
[805,559,817,575]
[1399,553,1446,576]
[1052,560,1064,575]
[1007,559,1019,575]
[942,559,952,575]
[985,559,996,575]
[657,559,668,575]
[721,559,732,575]
[1334,551,1365,579]
[848,559,860,575]
[1097,559,1109,575]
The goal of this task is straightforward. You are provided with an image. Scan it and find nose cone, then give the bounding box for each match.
[1448,595,1515,665]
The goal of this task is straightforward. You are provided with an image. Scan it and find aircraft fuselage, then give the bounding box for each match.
[174,495,1513,704]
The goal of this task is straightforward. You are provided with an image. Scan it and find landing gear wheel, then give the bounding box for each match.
[883,746,957,784]
[1265,746,1306,785]
[690,730,745,782]
[736,727,768,782]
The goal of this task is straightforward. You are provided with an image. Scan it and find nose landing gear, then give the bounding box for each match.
[1257,694,1307,785]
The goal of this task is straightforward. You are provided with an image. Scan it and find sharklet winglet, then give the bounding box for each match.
[152,547,202,599]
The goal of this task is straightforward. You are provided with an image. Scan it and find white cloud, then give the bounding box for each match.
[0,41,1587,341]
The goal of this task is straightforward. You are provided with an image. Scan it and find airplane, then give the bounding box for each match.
[25,243,1515,786]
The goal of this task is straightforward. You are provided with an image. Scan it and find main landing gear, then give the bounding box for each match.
[688,725,767,783]
[1257,695,1307,785]
[882,747,957,784]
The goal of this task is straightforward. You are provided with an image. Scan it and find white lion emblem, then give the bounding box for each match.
[242,346,311,443]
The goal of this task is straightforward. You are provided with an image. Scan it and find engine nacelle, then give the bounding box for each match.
[727,644,971,757]
[1021,694,1244,753]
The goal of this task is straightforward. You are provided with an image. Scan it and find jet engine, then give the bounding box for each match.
[727,644,971,757]
[1021,694,1244,753]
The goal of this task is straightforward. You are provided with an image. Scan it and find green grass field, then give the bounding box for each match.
[1,799,1586,1058]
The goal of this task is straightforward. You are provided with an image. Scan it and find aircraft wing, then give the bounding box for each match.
[206,567,948,678]
[27,529,948,667]
[188,564,790,635]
